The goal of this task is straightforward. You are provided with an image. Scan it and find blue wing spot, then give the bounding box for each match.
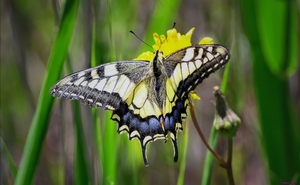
[123,112,131,123]
[164,116,171,130]
[148,118,160,132]
[172,109,179,120]
[139,122,149,134]
[130,117,140,129]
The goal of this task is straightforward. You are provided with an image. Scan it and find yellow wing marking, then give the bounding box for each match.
[139,100,162,118]
[180,63,190,80]
[132,82,148,108]
[163,100,172,116]
[216,47,227,55]
[172,65,182,87]
[163,79,178,116]
[125,81,163,118]
[166,79,176,102]
[188,62,196,74]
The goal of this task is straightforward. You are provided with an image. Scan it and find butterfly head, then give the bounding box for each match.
[154,50,164,64]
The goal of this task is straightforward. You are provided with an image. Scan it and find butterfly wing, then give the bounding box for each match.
[160,44,230,161]
[50,61,150,109]
[164,44,230,99]
[50,44,230,166]
[51,60,167,166]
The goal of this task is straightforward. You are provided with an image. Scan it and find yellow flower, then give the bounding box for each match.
[135,27,200,60]
[134,28,215,100]
[199,37,214,45]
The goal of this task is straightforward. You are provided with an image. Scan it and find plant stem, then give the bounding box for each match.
[188,100,226,166]
[226,137,235,185]
[189,99,235,185]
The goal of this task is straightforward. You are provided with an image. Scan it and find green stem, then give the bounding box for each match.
[177,119,189,185]
[201,128,219,185]
[226,137,235,185]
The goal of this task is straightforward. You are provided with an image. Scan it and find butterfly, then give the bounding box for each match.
[50,44,230,166]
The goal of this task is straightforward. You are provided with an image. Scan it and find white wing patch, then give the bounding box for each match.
[195,48,204,59]
[104,64,119,76]
[195,59,202,68]
[181,47,195,61]
[81,80,88,87]
[95,79,107,91]
[91,69,100,78]
[74,77,85,86]
[103,76,118,93]
[88,79,99,88]
[206,52,214,61]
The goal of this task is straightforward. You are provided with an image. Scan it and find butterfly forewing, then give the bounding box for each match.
[164,44,230,99]
[50,61,150,109]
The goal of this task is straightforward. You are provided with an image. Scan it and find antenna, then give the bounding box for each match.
[130,30,153,50]
[172,22,176,29]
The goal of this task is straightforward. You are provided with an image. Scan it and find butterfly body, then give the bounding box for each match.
[50,44,230,166]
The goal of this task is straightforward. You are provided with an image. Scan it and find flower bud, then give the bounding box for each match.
[213,86,241,137]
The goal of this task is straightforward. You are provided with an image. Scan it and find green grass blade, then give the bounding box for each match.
[14,0,80,184]
[240,0,300,184]
[201,129,219,185]
[102,113,118,184]
[177,122,189,185]
[92,108,103,180]
[221,60,231,94]
[255,0,299,75]
[72,102,90,184]
[1,136,18,179]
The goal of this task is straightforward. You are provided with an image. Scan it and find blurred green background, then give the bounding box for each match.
[1,0,299,184]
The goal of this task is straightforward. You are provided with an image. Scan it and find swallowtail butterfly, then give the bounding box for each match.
[50,44,230,166]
